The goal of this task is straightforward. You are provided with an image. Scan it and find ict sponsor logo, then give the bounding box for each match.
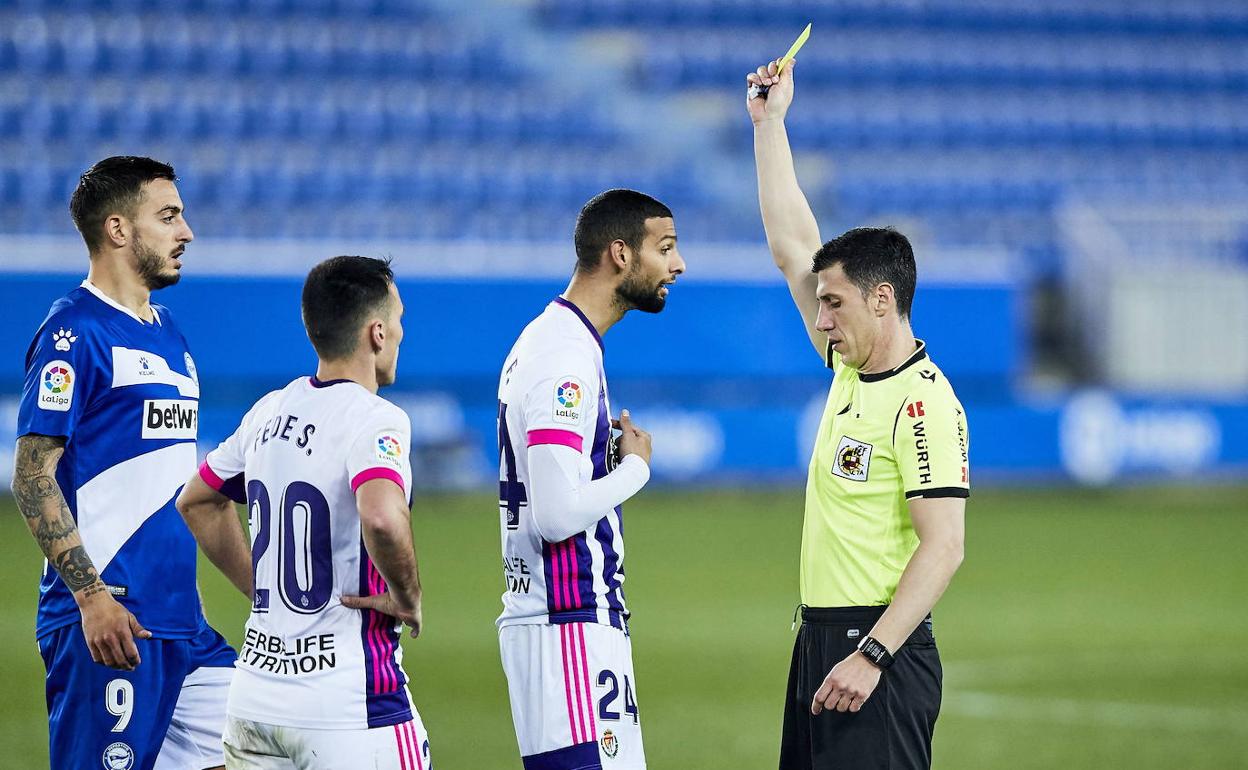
[38,360,75,412]
[832,435,872,482]
[142,399,198,439]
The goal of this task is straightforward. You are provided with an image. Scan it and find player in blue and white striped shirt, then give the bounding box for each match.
[13,157,234,770]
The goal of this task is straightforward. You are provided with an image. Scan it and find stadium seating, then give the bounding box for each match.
[2,0,1247,271]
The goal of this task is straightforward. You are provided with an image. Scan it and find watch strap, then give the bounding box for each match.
[857,636,895,669]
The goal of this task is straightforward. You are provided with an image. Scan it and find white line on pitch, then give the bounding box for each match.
[944,691,1248,735]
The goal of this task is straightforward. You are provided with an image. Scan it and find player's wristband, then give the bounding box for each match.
[856,637,895,670]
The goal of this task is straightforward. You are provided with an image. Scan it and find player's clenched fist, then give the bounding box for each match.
[746,58,796,125]
[612,409,652,466]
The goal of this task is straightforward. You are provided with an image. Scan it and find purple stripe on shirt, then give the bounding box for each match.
[309,375,355,388]
[543,540,561,615]
[552,297,604,351]
[357,540,413,728]
[589,376,626,625]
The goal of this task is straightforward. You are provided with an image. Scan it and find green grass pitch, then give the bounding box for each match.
[1,486,1245,768]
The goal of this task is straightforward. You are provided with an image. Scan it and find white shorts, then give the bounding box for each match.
[500,622,645,769]
[221,713,431,770]
[155,665,234,770]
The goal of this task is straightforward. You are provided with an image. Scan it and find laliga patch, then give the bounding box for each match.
[831,435,873,482]
[375,432,404,466]
[38,360,75,412]
[552,376,585,425]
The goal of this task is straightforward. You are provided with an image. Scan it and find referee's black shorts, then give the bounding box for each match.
[779,605,942,770]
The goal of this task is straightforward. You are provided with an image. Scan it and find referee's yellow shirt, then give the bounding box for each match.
[801,340,970,608]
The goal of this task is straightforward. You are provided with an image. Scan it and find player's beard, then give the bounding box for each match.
[615,264,666,314]
[133,234,181,290]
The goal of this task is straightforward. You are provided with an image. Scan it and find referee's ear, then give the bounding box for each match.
[873,282,896,317]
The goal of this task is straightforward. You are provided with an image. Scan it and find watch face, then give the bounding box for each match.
[859,638,891,667]
[607,431,621,472]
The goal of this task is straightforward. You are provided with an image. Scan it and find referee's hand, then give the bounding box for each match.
[812,651,882,715]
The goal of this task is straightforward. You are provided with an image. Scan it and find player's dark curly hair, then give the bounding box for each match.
[811,227,917,319]
[69,156,177,251]
[573,189,672,272]
[302,256,396,360]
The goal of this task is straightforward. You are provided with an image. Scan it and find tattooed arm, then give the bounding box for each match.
[11,434,151,670]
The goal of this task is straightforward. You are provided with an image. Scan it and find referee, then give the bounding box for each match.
[746,60,970,769]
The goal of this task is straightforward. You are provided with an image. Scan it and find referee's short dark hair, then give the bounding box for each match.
[573,189,672,272]
[812,227,917,319]
[302,256,395,361]
[69,156,177,251]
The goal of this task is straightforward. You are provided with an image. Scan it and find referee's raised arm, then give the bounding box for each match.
[747,58,825,360]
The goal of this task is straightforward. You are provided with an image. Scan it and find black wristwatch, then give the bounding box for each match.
[856,636,895,670]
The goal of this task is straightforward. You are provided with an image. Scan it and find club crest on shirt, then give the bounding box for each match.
[375,432,404,466]
[832,435,873,482]
[38,360,75,411]
[600,729,619,758]
[102,742,135,770]
[552,376,585,425]
[184,352,199,384]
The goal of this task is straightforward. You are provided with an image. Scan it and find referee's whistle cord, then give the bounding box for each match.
[791,603,807,631]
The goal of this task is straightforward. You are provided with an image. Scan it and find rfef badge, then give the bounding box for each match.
[831,435,872,482]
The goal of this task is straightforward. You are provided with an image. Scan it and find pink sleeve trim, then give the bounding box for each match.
[351,466,406,494]
[198,461,226,491]
[527,429,584,453]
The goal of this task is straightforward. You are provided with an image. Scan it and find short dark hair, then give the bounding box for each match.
[301,256,396,361]
[69,156,177,251]
[573,189,672,272]
[811,227,917,318]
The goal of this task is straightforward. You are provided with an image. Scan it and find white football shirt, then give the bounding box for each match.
[496,298,629,631]
[199,376,416,730]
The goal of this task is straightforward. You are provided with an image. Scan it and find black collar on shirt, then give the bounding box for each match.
[308,375,355,388]
[858,340,929,383]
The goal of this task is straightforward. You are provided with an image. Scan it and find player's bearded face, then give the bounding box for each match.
[616,256,668,314]
[132,230,181,290]
[615,218,683,315]
[127,179,190,291]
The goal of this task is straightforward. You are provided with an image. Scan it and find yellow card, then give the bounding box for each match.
[776,23,812,75]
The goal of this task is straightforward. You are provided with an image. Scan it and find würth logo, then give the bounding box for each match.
[142,399,198,439]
